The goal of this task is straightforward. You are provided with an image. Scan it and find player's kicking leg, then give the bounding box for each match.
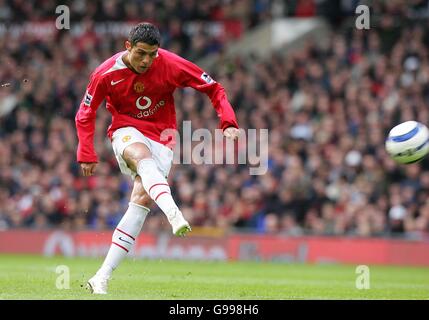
[123,141,191,236]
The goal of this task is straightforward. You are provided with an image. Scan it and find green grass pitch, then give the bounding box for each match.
[0,254,428,299]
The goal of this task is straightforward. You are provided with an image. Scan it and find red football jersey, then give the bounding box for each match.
[75,48,239,163]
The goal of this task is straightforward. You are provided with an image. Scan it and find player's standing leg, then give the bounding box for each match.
[87,176,150,294]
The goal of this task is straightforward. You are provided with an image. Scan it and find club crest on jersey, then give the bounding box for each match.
[134,82,145,93]
[84,91,93,106]
[201,72,215,84]
[122,135,131,143]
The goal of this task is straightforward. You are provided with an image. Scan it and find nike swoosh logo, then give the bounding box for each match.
[111,79,125,86]
[118,236,132,245]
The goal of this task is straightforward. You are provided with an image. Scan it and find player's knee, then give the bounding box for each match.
[123,142,152,172]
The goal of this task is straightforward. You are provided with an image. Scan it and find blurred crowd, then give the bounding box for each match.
[1,1,429,238]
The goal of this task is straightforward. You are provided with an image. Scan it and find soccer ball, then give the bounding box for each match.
[385,121,429,164]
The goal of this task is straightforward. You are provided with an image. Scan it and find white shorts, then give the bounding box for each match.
[111,127,174,179]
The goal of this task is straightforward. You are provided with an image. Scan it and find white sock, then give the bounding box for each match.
[136,158,179,219]
[96,202,149,278]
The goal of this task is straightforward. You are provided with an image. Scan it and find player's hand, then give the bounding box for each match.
[80,162,97,176]
[223,127,240,140]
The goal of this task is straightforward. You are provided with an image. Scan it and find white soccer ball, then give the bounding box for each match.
[385,121,429,164]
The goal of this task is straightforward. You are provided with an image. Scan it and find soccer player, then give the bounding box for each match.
[75,22,239,294]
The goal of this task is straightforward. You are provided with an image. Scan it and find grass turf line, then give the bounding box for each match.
[0,254,428,300]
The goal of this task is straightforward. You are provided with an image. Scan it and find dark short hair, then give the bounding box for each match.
[128,22,161,47]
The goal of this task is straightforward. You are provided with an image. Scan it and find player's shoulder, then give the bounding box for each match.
[158,48,189,65]
[91,51,127,79]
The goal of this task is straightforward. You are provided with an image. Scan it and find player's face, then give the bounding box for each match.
[126,41,159,73]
